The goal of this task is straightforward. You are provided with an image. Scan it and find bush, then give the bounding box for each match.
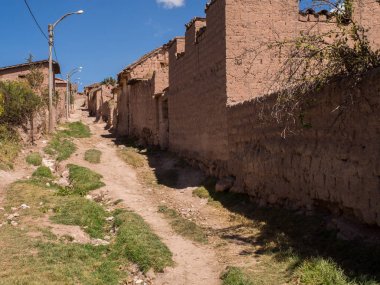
[0,81,42,126]
[0,125,20,170]
[26,152,42,166]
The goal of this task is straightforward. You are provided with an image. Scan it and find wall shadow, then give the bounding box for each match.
[113,136,380,282]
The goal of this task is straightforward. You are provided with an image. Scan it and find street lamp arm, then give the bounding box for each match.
[53,10,84,28]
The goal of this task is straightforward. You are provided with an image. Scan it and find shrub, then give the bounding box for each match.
[0,81,42,126]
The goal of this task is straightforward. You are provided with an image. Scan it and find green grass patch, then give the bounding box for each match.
[59,121,91,138]
[221,267,254,285]
[117,148,146,168]
[44,134,76,162]
[26,152,42,166]
[52,198,108,239]
[32,166,53,179]
[158,205,207,244]
[67,164,105,196]
[84,149,102,164]
[113,211,174,273]
[296,258,351,285]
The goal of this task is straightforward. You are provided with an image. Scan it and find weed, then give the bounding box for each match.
[158,205,207,244]
[26,152,42,166]
[113,211,173,273]
[67,164,105,196]
[221,267,254,285]
[84,149,102,164]
[32,166,53,179]
[52,197,108,238]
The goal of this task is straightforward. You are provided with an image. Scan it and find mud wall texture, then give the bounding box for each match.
[227,68,380,226]
[168,0,229,175]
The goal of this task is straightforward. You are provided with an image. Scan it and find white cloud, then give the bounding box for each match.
[156,0,185,9]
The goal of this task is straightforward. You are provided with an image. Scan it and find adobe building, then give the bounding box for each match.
[86,83,113,122]
[116,45,169,148]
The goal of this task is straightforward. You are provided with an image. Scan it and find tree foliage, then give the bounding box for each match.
[0,81,42,126]
[265,0,380,136]
[101,77,116,86]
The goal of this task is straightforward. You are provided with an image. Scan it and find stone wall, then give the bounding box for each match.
[227,68,380,226]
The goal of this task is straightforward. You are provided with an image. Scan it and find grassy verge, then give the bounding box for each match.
[65,164,105,196]
[117,148,145,168]
[52,198,108,239]
[113,210,174,273]
[193,178,380,285]
[44,122,90,162]
[32,166,53,179]
[0,126,20,170]
[59,121,91,138]
[221,267,254,285]
[158,205,207,244]
[44,134,76,162]
[0,164,173,283]
[26,152,42,166]
[84,149,102,164]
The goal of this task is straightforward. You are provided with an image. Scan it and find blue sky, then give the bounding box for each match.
[0,0,324,90]
[0,0,206,89]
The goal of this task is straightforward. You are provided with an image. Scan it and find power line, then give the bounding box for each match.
[23,0,65,77]
[23,0,48,41]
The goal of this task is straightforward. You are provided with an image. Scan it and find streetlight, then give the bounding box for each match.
[66,67,82,119]
[48,10,84,133]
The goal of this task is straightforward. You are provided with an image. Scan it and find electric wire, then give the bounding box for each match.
[23,0,48,41]
[23,0,64,77]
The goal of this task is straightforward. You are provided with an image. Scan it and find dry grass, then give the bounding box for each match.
[158,205,208,244]
[84,149,102,164]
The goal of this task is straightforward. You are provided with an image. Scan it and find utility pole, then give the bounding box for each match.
[47,10,84,132]
[66,67,82,120]
[48,24,54,133]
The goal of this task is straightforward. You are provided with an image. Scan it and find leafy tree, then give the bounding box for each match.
[101,77,116,86]
[0,81,42,127]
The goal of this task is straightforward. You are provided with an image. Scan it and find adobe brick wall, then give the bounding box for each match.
[116,46,169,148]
[225,0,380,105]
[168,1,229,174]
[227,67,380,226]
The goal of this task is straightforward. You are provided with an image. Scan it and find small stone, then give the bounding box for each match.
[13,213,20,218]
[92,239,110,246]
[85,195,93,201]
[11,207,18,212]
[10,221,18,226]
[106,216,114,222]
[104,235,111,241]
[135,280,143,285]
[0,207,5,211]
[39,202,44,206]
[20,204,30,210]
[7,214,15,220]
[46,183,50,187]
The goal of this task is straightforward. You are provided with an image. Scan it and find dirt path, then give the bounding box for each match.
[67,104,223,285]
